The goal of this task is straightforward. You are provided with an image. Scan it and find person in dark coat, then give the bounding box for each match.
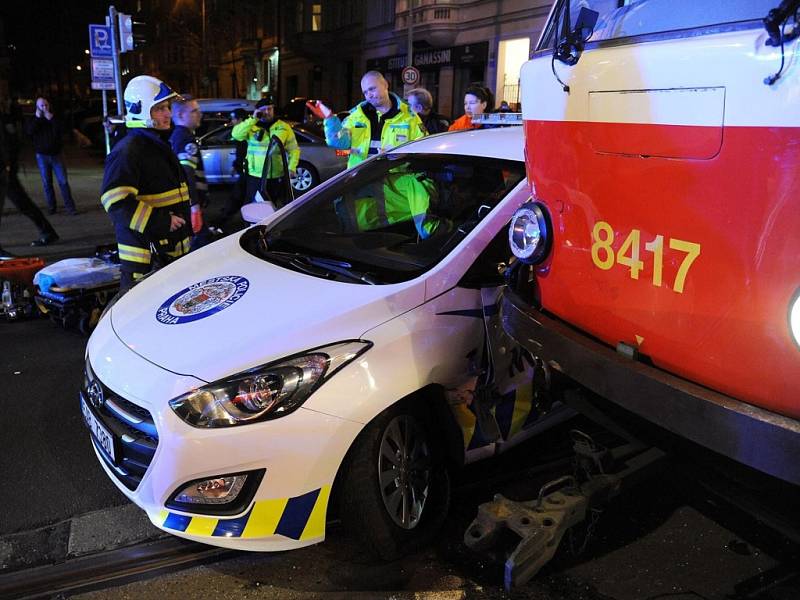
[0,103,59,255]
[25,97,78,215]
[406,87,450,134]
[169,96,207,247]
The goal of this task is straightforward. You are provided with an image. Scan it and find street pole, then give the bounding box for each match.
[405,0,414,95]
[102,89,110,155]
[406,0,414,69]
[202,0,207,93]
[108,5,125,116]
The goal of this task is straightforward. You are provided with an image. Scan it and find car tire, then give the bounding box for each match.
[292,161,320,194]
[338,400,451,560]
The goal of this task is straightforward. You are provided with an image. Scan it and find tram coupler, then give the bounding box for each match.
[464,430,664,591]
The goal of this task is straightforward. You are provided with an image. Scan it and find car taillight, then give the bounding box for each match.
[335,149,350,157]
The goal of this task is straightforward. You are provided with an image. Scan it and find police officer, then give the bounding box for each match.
[231,95,299,206]
[169,95,207,246]
[100,75,191,290]
[307,71,427,169]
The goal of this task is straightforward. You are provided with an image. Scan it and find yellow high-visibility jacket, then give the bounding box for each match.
[231,118,300,178]
[324,94,426,169]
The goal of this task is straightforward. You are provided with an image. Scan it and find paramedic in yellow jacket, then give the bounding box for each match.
[231,96,300,205]
[337,169,442,239]
[307,71,426,169]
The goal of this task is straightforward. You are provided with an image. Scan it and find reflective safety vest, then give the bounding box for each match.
[100,127,191,279]
[231,118,300,178]
[324,95,426,169]
[336,171,440,239]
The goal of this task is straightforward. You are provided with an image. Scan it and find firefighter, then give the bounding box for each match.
[307,71,427,169]
[100,75,191,290]
[231,95,299,206]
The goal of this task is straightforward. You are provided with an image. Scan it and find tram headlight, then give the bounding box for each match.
[508,201,551,265]
[790,290,800,349]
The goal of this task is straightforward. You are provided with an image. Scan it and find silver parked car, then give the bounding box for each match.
[199,124,348,194]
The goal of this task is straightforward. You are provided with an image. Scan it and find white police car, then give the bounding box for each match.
[82,124,568,557]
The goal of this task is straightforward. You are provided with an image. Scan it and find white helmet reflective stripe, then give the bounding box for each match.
[124,75,178,128]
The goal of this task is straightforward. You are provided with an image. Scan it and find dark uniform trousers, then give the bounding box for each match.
[100,128,191,289]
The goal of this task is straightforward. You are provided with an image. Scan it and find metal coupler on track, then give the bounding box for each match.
[464,430,664,591]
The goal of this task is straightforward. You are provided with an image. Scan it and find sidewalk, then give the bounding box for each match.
[1,142,114,264]
[2,141,238,265]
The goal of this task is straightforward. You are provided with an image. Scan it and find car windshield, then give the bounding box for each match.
[240,153,525,284]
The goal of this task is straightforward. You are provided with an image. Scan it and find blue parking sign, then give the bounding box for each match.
[89,24,112,57]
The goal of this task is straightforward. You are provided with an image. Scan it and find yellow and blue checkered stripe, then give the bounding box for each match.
[451,385,538,451]
[158,485,330,541]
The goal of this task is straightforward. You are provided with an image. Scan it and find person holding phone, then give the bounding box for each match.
[231,96,300,205]
[26,97,78,215]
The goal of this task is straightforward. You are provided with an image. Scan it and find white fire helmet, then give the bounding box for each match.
[123,75,178,127]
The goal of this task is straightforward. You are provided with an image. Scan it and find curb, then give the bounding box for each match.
[0,503,165,575]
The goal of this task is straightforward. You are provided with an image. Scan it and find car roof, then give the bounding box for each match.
[400,127,523,161]
[195,98,255,113]
[199,122,318,142]
[199,122,524,160]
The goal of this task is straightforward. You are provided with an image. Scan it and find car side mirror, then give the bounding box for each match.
[241,202,276,223]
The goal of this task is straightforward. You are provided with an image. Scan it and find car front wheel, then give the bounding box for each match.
[291,161,320,194]
[338,401,451,560]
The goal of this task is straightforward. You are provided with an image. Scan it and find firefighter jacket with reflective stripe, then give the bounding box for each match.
[100,127,191,277]
[324,94,426,169]
[169,125,208,206]
[336,170,440,239]
[231,118,300,178]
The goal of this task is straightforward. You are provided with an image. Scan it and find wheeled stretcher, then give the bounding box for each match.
[35,280,120,334]
[33,248,121,334]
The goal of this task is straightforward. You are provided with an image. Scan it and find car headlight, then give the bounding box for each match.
[508,201,551,265]
[790,289,800,349]
[169,340,371,428]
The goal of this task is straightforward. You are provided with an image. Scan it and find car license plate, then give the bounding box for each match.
[81,396,116,462]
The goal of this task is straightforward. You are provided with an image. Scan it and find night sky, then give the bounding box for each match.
[1,1,131,98]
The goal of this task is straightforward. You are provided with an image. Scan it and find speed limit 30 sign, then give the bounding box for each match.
[401,66,420,86]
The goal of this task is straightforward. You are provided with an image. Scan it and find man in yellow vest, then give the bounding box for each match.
[232,95,300,205]
[307,71,426,169]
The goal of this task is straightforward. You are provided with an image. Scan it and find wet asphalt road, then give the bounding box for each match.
[0,317,127,535]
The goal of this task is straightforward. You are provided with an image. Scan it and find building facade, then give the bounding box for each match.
[363,0,553,118]
[131,0,552,119]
